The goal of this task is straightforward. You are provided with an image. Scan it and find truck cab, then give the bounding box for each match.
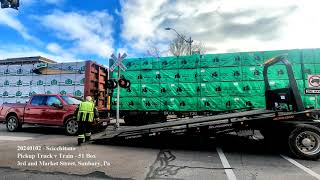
[23,95,80,126]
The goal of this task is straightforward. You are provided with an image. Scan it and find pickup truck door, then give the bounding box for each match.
[24,96,48,124]
[44,96,66,125]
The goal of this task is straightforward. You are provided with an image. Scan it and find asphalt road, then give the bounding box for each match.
[0,124,319,180]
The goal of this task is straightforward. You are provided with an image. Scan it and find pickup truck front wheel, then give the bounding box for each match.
[6,115,21,132]
[65,118,78,135]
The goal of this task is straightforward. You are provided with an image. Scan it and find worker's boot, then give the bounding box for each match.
[77,138,84,146]
[85,136,91,142]
[85,133,91,142]
[78,134,85,146]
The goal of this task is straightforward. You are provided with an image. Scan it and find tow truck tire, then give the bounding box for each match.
[288,124,320,160]
[6,115,21,132]
[65,118,78,136]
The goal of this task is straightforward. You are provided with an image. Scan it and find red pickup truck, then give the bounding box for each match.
[0,94,109,135]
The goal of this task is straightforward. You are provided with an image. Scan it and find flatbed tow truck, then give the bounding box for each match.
[92,56,320,160]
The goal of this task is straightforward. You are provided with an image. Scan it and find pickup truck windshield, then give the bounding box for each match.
[61,96,82,105]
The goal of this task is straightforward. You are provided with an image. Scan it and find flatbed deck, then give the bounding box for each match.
[92,109,283,140]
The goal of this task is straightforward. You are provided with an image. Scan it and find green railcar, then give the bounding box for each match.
[110,48,320,119]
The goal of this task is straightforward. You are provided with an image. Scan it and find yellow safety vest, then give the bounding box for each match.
[77,101,95,122]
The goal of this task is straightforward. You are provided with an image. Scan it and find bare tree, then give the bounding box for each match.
[191,41,206,55]
[147,46,161,58]
[169,34,206,56]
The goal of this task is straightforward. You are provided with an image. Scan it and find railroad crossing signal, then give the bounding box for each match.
[109,53,127,72]
[108,53,128,129]
[106,78,130,89]
[108,53,130,89]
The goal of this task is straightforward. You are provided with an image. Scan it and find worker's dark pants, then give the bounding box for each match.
[77,121,93,143]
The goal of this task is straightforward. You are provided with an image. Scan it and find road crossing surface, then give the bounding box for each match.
[0,124,319,180]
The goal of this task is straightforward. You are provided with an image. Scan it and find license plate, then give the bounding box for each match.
[102,122,108,126]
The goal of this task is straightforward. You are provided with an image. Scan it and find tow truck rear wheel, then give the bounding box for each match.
[288,124,320,160]
[6,115,21,132]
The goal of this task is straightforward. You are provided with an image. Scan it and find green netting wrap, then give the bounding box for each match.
[220,67,242,81]
[160,57,178,69]
[110,48,320,112]
[178,55,200,69]
[221,82,243,96]
[292,64,302,79]
[287,50,302,64]
[199,82,222,97]
[201,53,242,67]
[266,63,302,80]
[123,58,141,71]
[141,84,160,97]
[263,50,288,61]
[218,52,242,66]
[111,97,142,110]
[315,64,320,73]
[242,81,265,95]
[302,49,319,64]
[242,66,263,81]
[121,71,140,83]
[113,83,141,97]
[199,68,220,82]
[160,69,179,83]
[159,83,178,97]
[199,54,220,67]
[159,97,177,111]
[221,96,246,110]
[152,58,161,69]
[141,98,161,110]
[110,71,118,79]
[242,96,265,108]
[268,79,290,90]
[315,49,320,64]
[240,52,264,66]
[177,68,199,83]
[140,83,200,97]
[302,96,318,109]
[262,50,300,64]
[175,83,199,97]
[140,70,159,84]
[267,64,289,80]
[141,57,153,70]
[302,64,316,80]
[176,97,199,111]
[198,97,222,111]
[159,97,199,111]
[296,80,306,94]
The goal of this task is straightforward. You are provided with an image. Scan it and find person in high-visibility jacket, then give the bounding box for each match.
[74,96,99,145]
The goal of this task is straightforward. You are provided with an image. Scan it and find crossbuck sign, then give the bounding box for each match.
[109,53,127,72]
[109,53,127,129]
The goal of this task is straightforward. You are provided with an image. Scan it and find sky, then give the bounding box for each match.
[0,0,320,66]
